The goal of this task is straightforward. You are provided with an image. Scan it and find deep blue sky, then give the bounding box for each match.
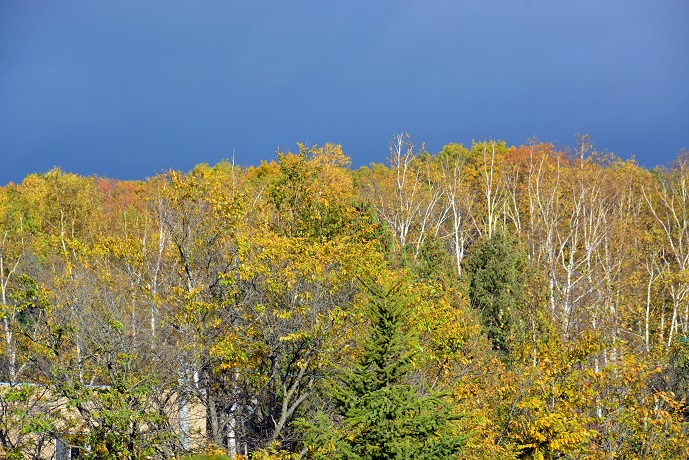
[1,0,688,185]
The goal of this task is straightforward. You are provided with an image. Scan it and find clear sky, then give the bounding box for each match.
[1,0,688,185]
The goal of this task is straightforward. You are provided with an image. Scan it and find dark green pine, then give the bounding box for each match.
[327,279,465,460]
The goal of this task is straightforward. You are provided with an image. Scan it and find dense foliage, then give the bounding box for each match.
[1,137,689,459]
[305,278,464,459]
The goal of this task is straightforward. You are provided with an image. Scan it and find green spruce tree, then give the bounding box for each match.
[463,231,530,353]
[306,278,465,459]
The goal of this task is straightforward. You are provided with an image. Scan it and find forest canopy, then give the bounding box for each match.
[1,135,689,459]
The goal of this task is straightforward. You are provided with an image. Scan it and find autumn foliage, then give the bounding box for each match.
[1,138,689,459]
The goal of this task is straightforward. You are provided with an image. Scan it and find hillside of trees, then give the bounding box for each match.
[2,134,689,459]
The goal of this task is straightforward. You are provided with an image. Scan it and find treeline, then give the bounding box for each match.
[1,134,689,459]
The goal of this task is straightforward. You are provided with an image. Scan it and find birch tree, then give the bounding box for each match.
[643,155,689,345]
[361,134,446,257]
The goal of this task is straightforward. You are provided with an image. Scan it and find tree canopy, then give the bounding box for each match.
[1,137,689,459]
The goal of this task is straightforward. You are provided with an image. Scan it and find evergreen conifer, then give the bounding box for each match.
[307,279,465,459]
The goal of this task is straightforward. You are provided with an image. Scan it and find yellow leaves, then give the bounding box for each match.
[513,407,596,458]
[0,302,16,318]
[168,287,221,332]
[549,430,590,452]
[279,331,309,343]
[241,230,372,295]
[210,332,252,371]
[491,335,605,458]
[251,442,300,460]
[274,307,297,321]
[304,142,352,168]
[265,143,356,239]
[413,285,478,366]
[518,396,545,411]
